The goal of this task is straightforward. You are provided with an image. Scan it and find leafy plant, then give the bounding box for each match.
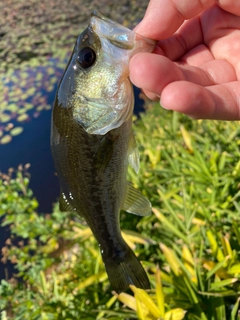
[1,104,240,319]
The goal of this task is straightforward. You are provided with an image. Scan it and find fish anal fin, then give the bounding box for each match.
[122,181,152,216]
[59,191,87,225]
[59,192,76,212]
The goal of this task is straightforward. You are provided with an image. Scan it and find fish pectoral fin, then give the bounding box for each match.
[59,192,76,212]
[122,181,152,216]
[94,135,115,171]
[128,133,140,174]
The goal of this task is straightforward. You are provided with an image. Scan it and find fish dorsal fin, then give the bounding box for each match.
[122,182,152,216]
[59,192,76,212]
[128,134,140,174]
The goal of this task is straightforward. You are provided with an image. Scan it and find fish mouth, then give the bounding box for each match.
[89,10,156,54]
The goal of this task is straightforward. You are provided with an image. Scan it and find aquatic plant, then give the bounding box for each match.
[1,104,240,319]
[0,0,147,73]
[0,0,147,143]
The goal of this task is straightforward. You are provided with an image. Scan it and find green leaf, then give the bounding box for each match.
[153,207,189,243]
[210,278,238,290]
[206,258,229,280]
[10,127,24,136]
[17,113,29,122]
[0,114,11,123]
[228,264,240,275]
[0,135,12,144]
[231,298,240,320]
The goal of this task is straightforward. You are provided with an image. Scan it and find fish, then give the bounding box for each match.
[51,11,156,293]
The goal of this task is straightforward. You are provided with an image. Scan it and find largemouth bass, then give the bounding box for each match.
[51,11,155,293]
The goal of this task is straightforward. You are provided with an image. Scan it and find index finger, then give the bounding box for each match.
[134,0,240,40]
[134,0,213,39]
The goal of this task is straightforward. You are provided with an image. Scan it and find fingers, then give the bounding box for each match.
[130,54,185,93]
[134,0,214,39]
[216,0,240,16]
[130,52,236,93]
[157,17,203,60]
[134,0,240,40]
[131,0,240,120]
[160,81,240,120]
[130,52,239,120]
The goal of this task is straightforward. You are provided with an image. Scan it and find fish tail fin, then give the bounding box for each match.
[103,245,150,293]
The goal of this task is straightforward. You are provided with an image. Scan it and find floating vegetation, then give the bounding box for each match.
[0,0,146,73]
[10,127,24,136]
[0,0,148,143]
[0,56,68,143]
[0,114,11,123]
[16,114,29,122]
[0,134,12,145]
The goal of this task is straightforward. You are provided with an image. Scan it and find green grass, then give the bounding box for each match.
[1,103,240,319]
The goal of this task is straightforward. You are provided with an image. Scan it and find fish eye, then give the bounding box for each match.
[77,47,96,69]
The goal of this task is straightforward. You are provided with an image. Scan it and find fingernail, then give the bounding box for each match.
[159,98,171,110]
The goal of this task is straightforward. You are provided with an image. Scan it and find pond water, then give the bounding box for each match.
[0,63,146,279]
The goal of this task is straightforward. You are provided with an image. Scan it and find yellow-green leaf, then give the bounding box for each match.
[97,295,118,320]
[10,127,23,136]
[182,245,197,283]
[192,217,206,226]
[136,295,147,320]
[122,230,154,245]
[210,278,238,290]
[72,226,92,240]
[17,113,29,122]
[180,125,193,152]
[117,292,137,311]
[160,243,182,276]
[156,266,165,317]
[228,264,240,275]
[39,271,47,294]
[153,208,188,243]
[206,230,225,262]
[0,134,12,144]
[221,235,233,258]
[130,285,161,318]
[75,272,107,290]
[0,113,11,123]
[203,260,229,279]
[164,308,186,320]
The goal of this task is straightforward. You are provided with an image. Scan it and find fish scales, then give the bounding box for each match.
[51,11,156,293]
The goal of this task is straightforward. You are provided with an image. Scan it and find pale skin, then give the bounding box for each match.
[129,0,240,120]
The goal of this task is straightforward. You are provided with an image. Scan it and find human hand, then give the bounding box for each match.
[130,0,240,120]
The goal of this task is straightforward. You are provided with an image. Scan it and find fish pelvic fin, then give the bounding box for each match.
[103,245,150,293]
[122,181,152,216]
